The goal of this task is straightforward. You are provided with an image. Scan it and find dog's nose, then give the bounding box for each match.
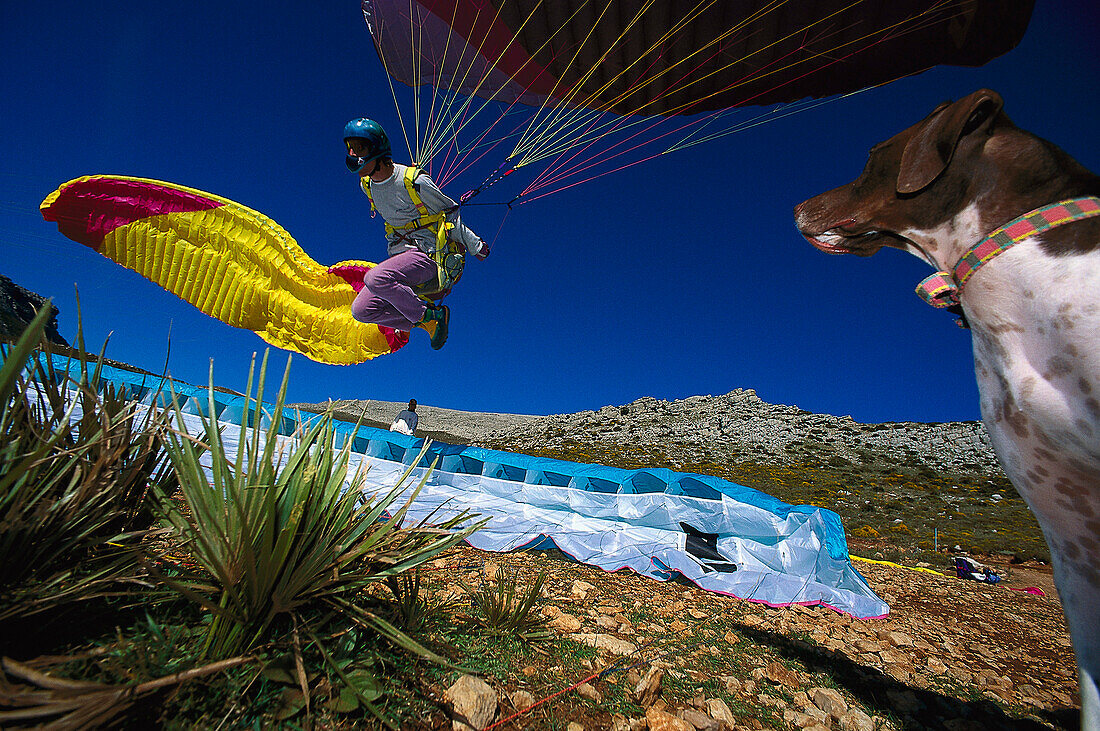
[793,200,814,230]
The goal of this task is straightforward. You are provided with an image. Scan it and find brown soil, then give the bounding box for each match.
[410,543,1079,731]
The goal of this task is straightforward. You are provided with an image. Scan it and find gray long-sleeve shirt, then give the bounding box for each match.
[389,409,418,435]
[361,164,485,259]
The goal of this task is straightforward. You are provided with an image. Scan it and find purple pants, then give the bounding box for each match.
[350,249,437,330]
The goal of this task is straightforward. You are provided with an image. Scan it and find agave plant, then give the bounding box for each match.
[158,350,486,661]
[467,568,552,642]
[384,569,460,634]
[0,305,178,624]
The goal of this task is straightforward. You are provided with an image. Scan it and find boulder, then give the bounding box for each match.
[645,707,693,731]
[633,664,664,707]
[444,675,498,731]
[809,686,848,718]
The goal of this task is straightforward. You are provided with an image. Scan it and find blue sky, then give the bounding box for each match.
[2,1,1098,423]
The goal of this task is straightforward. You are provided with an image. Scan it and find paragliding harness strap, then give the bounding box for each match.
[365,165,464,299]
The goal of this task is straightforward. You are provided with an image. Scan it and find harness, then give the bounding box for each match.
[364,165,465,297]
[915,196,1100,327]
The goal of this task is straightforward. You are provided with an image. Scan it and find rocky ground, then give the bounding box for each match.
[420,543,1076,731]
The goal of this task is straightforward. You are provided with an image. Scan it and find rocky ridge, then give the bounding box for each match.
[0,274,68,347]
[308,389,1000,477]
[474,389,1002,477]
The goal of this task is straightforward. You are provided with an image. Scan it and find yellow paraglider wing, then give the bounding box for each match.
[41,175,408,364]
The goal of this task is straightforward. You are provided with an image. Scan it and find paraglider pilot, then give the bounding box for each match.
[344,118,489,350]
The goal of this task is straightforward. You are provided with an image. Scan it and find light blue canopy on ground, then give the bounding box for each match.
[41,354,889,619]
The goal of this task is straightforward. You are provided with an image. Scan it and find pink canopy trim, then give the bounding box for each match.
[328,263,372,293]
[41,176,223,251]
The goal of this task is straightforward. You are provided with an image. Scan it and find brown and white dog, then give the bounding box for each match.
[794,89,1100,729]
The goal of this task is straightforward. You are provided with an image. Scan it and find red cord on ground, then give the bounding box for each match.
[483,668,603,730]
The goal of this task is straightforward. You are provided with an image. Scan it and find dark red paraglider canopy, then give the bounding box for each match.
[363,0,1035,116]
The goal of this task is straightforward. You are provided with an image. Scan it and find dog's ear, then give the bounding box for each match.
[897,89,1004,194]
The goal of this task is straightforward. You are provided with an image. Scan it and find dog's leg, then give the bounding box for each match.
[1053,550,1100,731]
[973,323,1100,731]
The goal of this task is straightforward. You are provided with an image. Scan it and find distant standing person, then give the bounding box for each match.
[390,399,419,435]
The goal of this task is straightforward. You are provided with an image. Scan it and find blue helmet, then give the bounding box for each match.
[344,118,391,172]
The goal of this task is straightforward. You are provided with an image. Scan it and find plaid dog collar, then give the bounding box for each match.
[916,196,1100,309]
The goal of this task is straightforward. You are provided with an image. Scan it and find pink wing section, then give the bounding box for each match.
[328,263,372,293]
[40,176,224,251]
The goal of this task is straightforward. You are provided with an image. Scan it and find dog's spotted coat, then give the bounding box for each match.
[795,90,1100,730]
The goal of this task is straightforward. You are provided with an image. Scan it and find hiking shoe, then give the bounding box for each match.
[419,304,449,350]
